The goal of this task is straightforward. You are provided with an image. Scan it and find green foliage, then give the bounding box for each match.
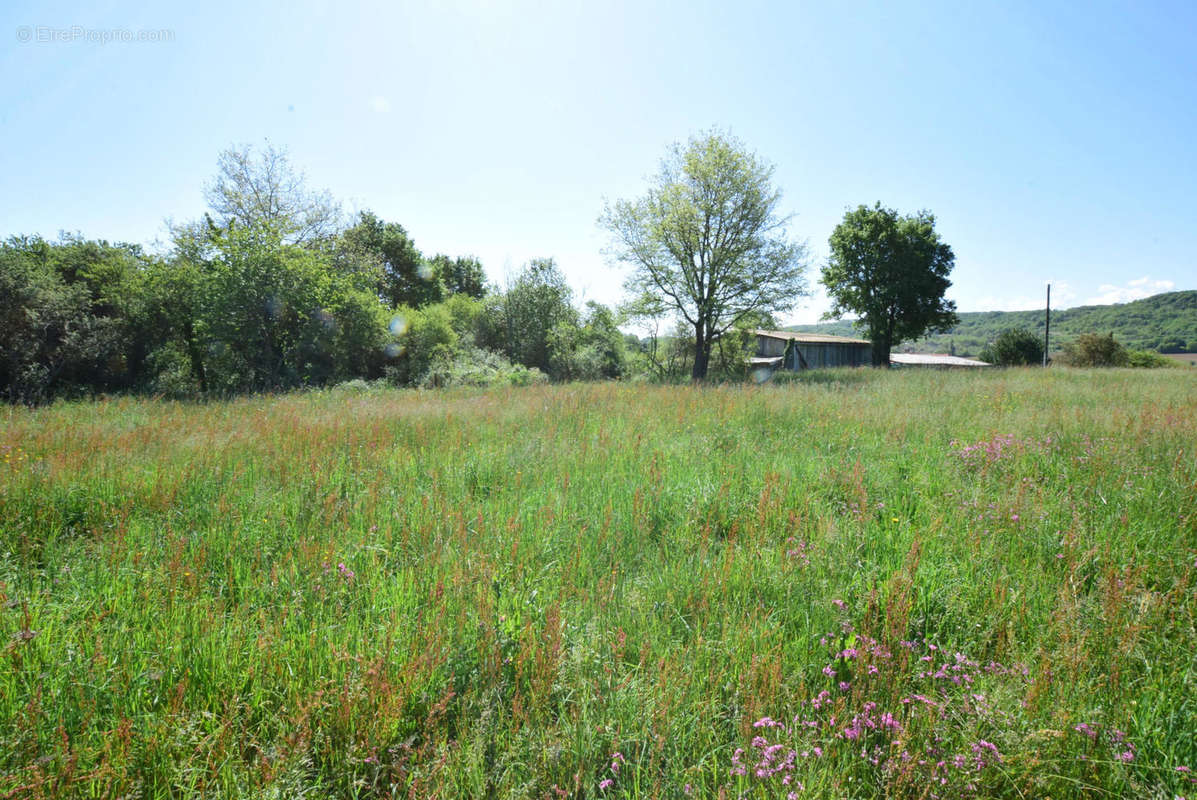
[496,258,579,377]
[428,253,487,299]
[1126,349,1174,368]
[186,223,388,392]
[1058,332,1130,367]
[419,343,548,388]
[385,303,458,386]
[547,301,629,381]
[600,130,807,380]
[0,234,154,403]
[979,327,1044,366]
[340,210,443,308]
[2,154,498,403]
[822,203,959,365]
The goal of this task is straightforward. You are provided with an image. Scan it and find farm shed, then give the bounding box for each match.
[890,353,991,368]
[752,330,873,370]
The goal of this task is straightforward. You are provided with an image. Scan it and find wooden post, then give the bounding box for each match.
[1044,283,1051,367]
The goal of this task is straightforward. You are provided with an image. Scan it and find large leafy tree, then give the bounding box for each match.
[340,211,443,308]
[822,203,959,366]
[497,257,578,376]
[177,222,387,393]
[600,131,807,380]
[0,234,152,403]
[158,150,390,394]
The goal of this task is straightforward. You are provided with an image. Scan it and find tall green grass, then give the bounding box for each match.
[1,369,1194,798]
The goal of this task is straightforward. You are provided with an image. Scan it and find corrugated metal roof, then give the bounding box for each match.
[891,353,991,367]
[753,329,872,345]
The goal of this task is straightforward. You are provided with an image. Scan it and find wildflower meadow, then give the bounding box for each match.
[1,368,1194,798]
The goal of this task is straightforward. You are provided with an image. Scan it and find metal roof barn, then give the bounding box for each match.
[753,330,873,370]
[890,353,991,368]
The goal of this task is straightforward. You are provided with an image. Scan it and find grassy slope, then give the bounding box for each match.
[1,371,1195,798]
[789,289,1197,356]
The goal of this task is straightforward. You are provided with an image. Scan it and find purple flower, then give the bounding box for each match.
[972,740,1001,762]
[599,778,613,789]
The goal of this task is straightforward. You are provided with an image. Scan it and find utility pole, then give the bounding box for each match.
[1044,283,1051,367]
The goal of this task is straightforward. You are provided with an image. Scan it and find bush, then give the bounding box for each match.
[1126,349,1174,368]
[419,344,547,389]
[979,327,1044,366]
[1058,333,1130,367]
[385,304,458,386]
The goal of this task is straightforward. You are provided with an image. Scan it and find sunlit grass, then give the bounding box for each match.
[1,369,1194,798]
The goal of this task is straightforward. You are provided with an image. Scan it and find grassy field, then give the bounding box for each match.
[1,369,1195,799]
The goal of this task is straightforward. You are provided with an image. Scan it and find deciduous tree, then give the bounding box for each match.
[600,131,807,380]
[204,142,341,245]
[822,203,958,366]
[340,211,442,308]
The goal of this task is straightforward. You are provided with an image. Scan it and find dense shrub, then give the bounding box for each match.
[419,343,547,388]
[1126,349,1174,368]
[1058,332,1130,367]
[979,327,1044,366]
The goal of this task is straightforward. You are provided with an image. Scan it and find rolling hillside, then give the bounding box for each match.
[789,290,1197,357]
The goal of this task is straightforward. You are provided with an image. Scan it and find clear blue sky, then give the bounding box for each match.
[3,0,1194,323]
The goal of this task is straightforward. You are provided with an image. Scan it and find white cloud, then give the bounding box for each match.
[970,282,1073,313]
[369,96,391,113]
[1084,276,1174,306]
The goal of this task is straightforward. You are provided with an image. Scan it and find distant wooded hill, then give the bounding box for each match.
[788,290,1197,357]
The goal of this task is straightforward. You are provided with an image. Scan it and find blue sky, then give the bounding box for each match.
[2,0,1194,323]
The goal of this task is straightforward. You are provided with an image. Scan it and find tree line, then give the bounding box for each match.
[2,144,658,404]
[14,130,1152,404]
